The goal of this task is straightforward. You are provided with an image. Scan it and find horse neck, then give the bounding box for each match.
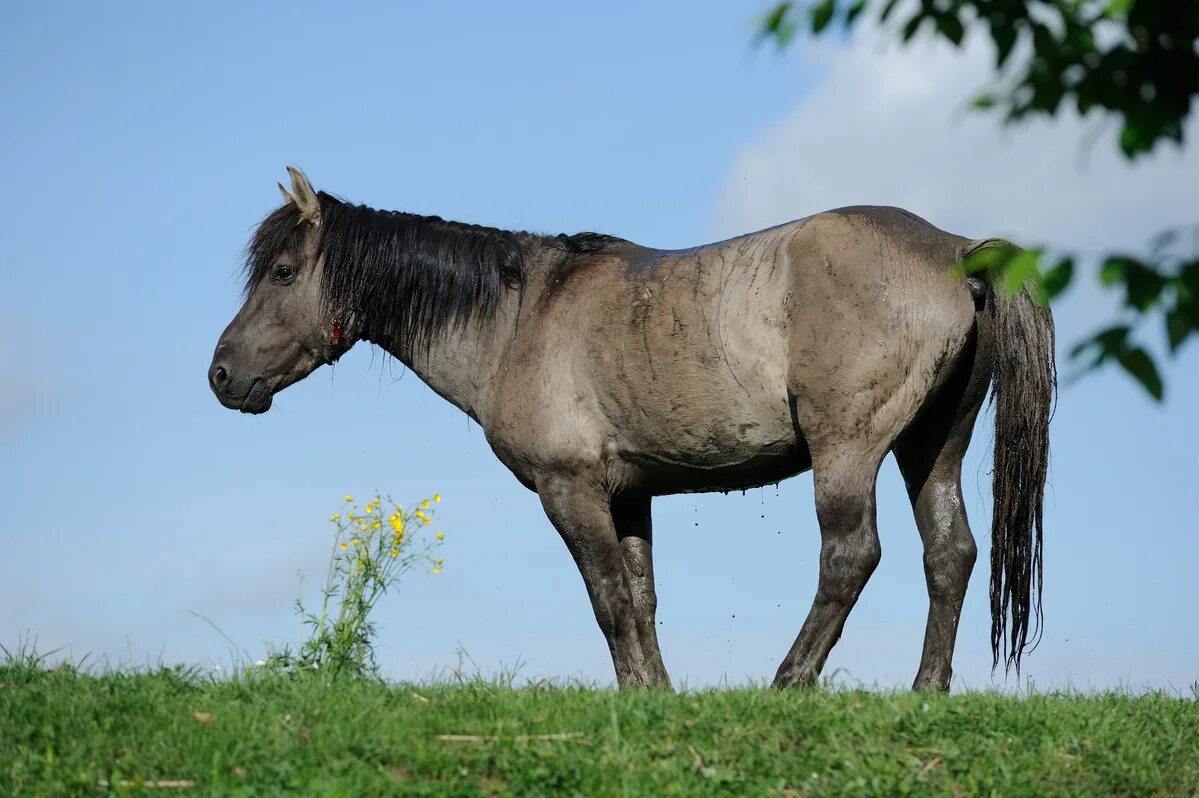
[368,252,539,425]
[386,305,513,423]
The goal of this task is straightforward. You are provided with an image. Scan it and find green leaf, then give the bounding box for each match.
[935,13,965,46]
[1105,0,1133,19]
[956,244,1006,280]
[1165,306,1193,352]
[1179,261,1199,298]
[1120,120,1154,158]
[1100,257,1131,286]
[1069,325,1129,368]
[1001,249,1042,296]
[761,2,792,32]
[756,2,798,47]
[1116,346,1163,400]
[1035,257,1074,305]
[902,14,923,41]
[1102,256,1166,311]
[845,0,867,25]
[811,0,835,33]
[1123,264,1167,311]
[992,21,1017,66]
[973,93,997,109]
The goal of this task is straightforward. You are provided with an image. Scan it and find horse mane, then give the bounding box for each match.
[244,192,627,353]
[557,231,627,254]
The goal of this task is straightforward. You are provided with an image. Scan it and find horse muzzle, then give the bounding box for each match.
[208,362,274,414]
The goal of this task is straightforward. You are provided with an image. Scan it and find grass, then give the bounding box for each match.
[2,658,1196,796]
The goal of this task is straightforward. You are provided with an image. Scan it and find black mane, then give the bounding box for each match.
[244,193,626,353]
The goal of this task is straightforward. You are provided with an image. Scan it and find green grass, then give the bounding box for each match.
[3,661,1196,797]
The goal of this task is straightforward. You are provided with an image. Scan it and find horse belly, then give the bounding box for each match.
[626,447,812,495]
[615,389,810,495]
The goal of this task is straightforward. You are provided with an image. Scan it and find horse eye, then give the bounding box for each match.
[272,264,296,284]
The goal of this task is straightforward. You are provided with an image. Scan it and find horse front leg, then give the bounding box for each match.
[612,493,672,689]
[537,474,651,688]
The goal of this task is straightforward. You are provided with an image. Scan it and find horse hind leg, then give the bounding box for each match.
[893,325,991,692]
[774,300,971,687]
[773,444,886,687]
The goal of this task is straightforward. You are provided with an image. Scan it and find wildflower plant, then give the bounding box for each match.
[264,493,445,680]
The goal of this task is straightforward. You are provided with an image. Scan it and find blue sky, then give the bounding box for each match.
[2,1,1195,691]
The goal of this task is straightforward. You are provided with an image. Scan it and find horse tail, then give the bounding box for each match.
[966,238,1057,673]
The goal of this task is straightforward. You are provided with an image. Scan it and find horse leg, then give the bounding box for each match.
[893,434,976,692]
[893,330,991,691]
[537,474,650,688]
[612,493,671,688]
[773,447,884,687]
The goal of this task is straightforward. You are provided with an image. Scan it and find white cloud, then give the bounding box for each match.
[713,26,1198,254]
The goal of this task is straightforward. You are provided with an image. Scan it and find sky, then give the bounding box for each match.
[2,2,1196,692]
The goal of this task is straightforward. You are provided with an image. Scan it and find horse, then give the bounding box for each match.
[209,167,1054,691]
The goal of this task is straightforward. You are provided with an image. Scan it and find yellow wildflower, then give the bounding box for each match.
[365,502,374,513]
[421,499,430,509]
[344,495,352,502]
[372,521,381,530]
[340,542,348,550]
[390,548,399,558]
[352,538,361,546]
[435,532,444,540]
[330,513,341,521]
[434,493,441,503]
[433,567,441,574]
[423,516,432,525]
[437,558,444,565]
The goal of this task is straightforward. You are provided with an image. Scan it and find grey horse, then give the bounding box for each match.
[210,167,1054,691]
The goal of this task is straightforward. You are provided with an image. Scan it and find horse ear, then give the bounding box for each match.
[277,182,296,205]
[286,166,321,226]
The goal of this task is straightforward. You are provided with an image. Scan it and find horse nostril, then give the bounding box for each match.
[209,364,229,392]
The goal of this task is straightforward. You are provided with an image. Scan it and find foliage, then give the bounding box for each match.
[956,233,1199,398]
[1068,232,1199,399]
[756,0,1199,399]
[3,662,1198,795]
[759,0,1198,159]
[260,493,445,681]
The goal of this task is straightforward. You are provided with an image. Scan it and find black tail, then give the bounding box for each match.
[971,240,1057,673]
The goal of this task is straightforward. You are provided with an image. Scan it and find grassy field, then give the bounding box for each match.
[3,661,1196,797]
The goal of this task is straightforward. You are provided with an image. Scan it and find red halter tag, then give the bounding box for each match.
[330,315,344,346]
